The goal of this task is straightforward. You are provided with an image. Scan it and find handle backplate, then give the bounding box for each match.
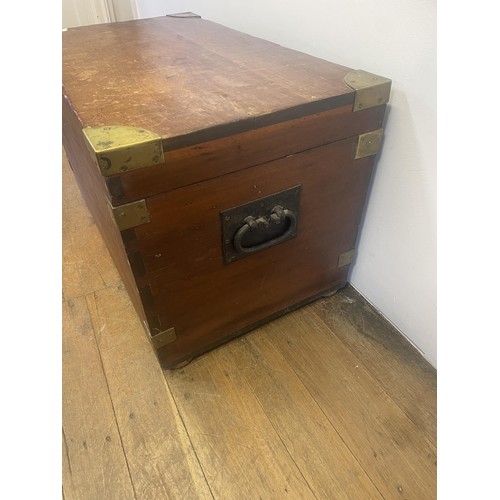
[220,185,301,264]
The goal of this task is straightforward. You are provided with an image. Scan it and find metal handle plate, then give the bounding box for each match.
[220,185,301,264]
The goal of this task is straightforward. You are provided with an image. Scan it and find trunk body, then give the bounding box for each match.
[62,15,391,367]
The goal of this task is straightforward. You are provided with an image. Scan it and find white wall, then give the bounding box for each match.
[135,0,437,367]
[62,0,136,28]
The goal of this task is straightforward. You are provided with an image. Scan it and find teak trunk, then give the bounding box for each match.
[62,14,391,368]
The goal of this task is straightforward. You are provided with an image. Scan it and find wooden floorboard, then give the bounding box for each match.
[86,286,213,499]
[62,297,135,500]
[313,287,437,442]
[166,349,316,499]
[223,334,383,499]
[62,150,121,302]
[62,150,437,499]
[62,223,122,301]
[264,308,437,499]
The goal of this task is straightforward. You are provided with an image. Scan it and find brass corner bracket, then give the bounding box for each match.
[150,328,177,349]
[110,199,150,231]
[344,70,391,112]
[338,249,356,268]
[355,129,384,159]
[83,126,164,176]
[141,319,177,350]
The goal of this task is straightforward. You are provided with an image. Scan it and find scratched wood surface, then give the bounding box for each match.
[62,16,353,144]
[62,151,437,499]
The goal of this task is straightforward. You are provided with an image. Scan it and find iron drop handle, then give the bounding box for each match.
[233,205,297,255]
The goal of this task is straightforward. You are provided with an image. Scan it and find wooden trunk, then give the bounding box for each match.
[62,14,391,368]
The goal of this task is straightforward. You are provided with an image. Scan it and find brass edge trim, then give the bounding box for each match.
[83,126,164,176]
[355,129,384,159]
[150,328,177,349]
[110,199,150,231]
[338,249,356,268]
[344,70,392,112]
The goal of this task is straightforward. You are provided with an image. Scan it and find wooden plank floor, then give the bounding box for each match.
[62,151,437,500]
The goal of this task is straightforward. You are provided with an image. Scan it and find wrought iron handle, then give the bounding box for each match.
[233,205,297,255]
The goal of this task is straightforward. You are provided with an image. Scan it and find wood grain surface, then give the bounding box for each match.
[108,104,385,204]
[223,335,384,499]
[265,308,437,499]
[62,16,354,144]
[166,350,316,499]
[86,285,213,499]
[62,297,135,500]
[128,137,375,366]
